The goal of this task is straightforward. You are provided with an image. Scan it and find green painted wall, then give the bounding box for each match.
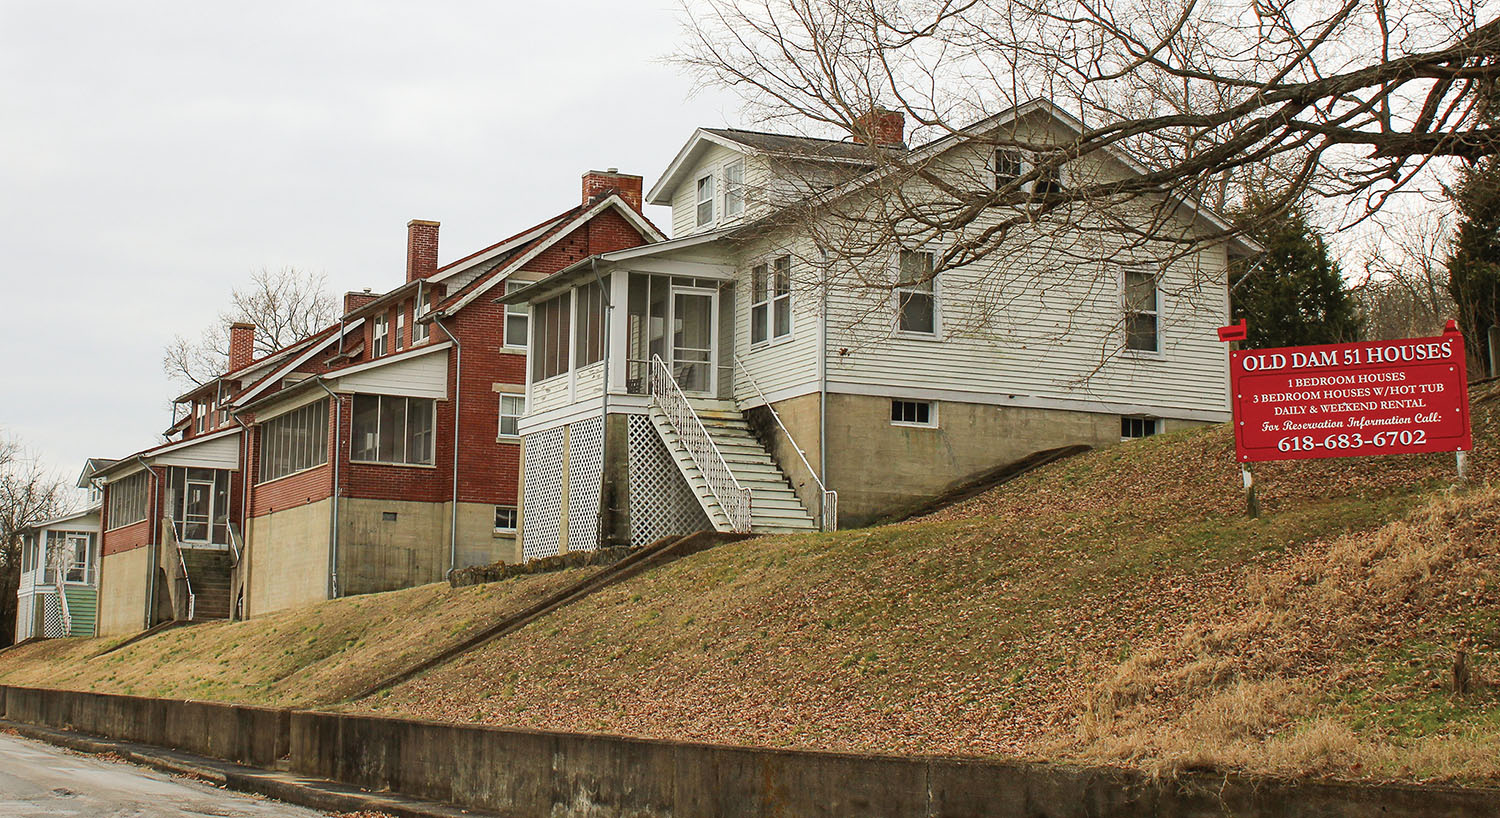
[63,586,97,638]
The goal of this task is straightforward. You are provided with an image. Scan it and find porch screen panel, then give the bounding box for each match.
[258,399,328,483]
[574,281,606,367]
[565,417,604,552]
[106,471,148,530]
[350,395,435,465]
[531,293,572,382]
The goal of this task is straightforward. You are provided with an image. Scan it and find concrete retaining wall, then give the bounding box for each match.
[2,684,1496,817]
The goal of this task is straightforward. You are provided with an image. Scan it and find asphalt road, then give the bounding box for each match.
[0,732,323,817]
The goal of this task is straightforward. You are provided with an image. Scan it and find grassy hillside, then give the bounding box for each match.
[354,384,1500,783]
[0,567,599,707]
[3,384,1496,785]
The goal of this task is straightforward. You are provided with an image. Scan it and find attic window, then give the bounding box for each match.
[994,149,1023,189]
[696,174,715,226]
[724,160,745,218]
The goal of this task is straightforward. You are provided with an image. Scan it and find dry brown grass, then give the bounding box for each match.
[0,569,599,707]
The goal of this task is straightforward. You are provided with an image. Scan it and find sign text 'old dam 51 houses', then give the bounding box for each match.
[1230,323,1473,462]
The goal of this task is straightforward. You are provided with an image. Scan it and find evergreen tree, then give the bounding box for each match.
[1446,156,1500,376]
[1231,199,1361,349]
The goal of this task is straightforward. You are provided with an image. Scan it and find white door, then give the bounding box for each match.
[670,288,717,396]
[182,480,214,543]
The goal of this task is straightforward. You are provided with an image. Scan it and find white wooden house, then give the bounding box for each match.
[501,100,1252,557]
[13,461,110,641]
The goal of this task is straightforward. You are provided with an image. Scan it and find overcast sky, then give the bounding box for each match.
[0,1,740,481]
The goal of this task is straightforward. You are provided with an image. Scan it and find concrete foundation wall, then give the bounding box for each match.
[1,685,1493,818]
[453,501,520,570]
[247,499,331,617]
[97,547,149,636]
[824,393,1122,527]
[337,498,451,597]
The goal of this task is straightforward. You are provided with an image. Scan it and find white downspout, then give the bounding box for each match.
[312,378,343,598]
[433,314,462,577]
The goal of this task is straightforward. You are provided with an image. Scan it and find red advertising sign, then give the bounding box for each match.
[1230,328,1472,462]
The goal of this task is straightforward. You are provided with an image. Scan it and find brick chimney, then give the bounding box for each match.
[852,108,905,148]
[582,169,643,213]
[406,219,440,282]
[344,289,379,316]
[228,322,256,371]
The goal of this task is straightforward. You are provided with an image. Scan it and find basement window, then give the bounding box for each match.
[382,511,398,522]
[890,399,936,427]
[494,506,518,534]
[1121,416,1158,440]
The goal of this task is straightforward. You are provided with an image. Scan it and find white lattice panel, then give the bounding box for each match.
[522,427,565,561]
[15,594,34,642]
[627,415,711,547]
[42,593,64,639]
[566,417,604,553]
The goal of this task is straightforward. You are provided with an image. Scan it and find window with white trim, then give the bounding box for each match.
[413,288,430,343]
[372,312,389,357]
[494,505,518,534]
[1121,416,1158,439]
[994,148,1023,189]
[695,173,715,226]
[395,307,406,352]
[106,471,148,530]
[194,402,206,434]
[351,395,435,465]
[497,393,525,438]
[1124,269,1161,352]
[504,281,529,349]
[890,399,936,427]
[750,256,792,345]
[258,399,329,483]
[896,250,938,336]
[724,159,745,218]
[531,292,571,381]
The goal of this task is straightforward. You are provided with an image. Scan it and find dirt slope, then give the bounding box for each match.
[355,386,1499,783]
[0,567,598,707]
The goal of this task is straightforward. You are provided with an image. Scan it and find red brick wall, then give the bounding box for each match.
[100,470,163,557]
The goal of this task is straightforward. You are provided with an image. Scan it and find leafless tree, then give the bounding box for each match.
[678,0,1500,358]
[1351,206,1458,340]
[0,432,73,646]
[162,267,338,387]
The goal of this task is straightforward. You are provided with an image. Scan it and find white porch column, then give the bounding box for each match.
[608,269,630,394]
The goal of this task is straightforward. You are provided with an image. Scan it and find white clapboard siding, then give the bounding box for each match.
[730,235,822,403]
[334,347,449,400]
[671,142,754,238]
[530,373,572,416]
[156,430,243,470]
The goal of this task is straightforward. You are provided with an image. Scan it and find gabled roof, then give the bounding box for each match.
[76,458,116,489]
[230,319,364,409]
[496,229,737,306]
[647,127,882,206]
[775,99,1259,256]
[429,211,575,284]
[428,194,665,318]
[93,426,243,481]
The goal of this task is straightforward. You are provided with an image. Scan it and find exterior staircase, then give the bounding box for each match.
[179,548,232,620]
[648,399,819,535]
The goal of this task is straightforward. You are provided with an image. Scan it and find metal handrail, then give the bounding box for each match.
[45,543,73,636]
[167,525,197,621]
[648,355,753,532]
[732,354,838,532]
[227,522,243,566]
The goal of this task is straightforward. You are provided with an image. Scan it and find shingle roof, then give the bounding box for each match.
[702,128,888,162]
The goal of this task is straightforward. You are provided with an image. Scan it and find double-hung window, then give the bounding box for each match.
[395,307,406,352]
[724,160,745,218]
[896,250,938,336]
[413,288,430,343]
[994,148,1023,190]
[1124,269,1161,353]
[351,395,436,465]
[504,281,529,349]
[497,393,525,438]
[750,256,792,345]
[372,312,390,357]
[194,403,206,434]
[695,174,715,226]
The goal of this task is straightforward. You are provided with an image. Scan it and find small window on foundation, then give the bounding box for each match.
[1121,417,1158,440]
[381,511,398,522]
[890,399,936,427]
[494,506,518,534]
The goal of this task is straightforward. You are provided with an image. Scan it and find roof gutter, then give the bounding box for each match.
[311,377,343,599]
[433,314,462,578]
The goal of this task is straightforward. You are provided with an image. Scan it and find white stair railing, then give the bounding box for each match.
[649,355,753,532]
[733,354,838,531]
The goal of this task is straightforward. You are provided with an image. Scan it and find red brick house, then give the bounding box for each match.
[93,171,660,634]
